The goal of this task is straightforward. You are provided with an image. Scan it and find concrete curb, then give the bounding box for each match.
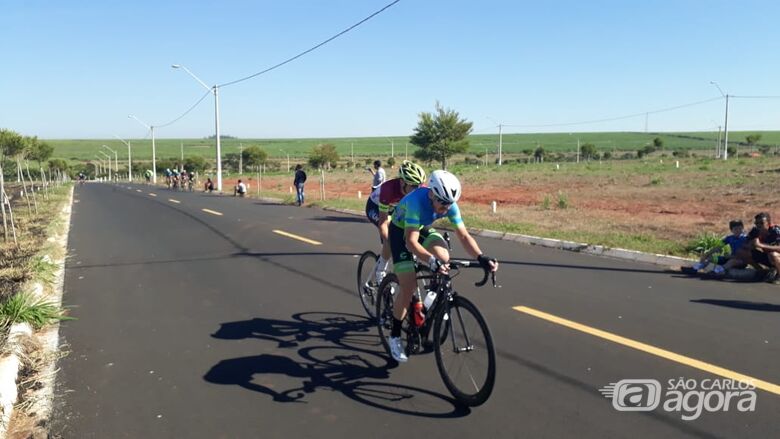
[0,323,33,435]
[321,206,695,267]
[0,185,74,438]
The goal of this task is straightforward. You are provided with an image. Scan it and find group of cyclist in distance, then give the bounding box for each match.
[161,168,196,191]
[364,160,499,363]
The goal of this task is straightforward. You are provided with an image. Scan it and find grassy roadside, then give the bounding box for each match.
[0,183,73,438]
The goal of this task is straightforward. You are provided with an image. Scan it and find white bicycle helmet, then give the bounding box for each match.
[428,170,461,204]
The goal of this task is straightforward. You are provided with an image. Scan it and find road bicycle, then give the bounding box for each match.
[375,256,498,407]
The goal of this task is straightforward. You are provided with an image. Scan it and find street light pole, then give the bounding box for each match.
[113,135,132,181]
[99,151,112,181]
[129,115,157,182]
[95,155,105,180]
[172,64,223,192]
[102,145,119,179]
[710,81,730,160]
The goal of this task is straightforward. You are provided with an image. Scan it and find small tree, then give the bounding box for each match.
[242,146,268,171]
[653,137,664,150]
[183,156,208,173]
[48,158,69,173]
[533,146,545,162]
[410,102,473,169]
[0,129,25,163]
[308,143,339,169]
[580,143,597,160]
[745,133,762,146]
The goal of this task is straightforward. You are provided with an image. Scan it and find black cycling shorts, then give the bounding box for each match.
[388,223,444,274]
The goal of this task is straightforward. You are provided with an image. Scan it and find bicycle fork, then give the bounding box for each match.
[445,299,475,354]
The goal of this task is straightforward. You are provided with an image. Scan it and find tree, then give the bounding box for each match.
[580,143,597,160]
[308,143,339,169]
[26,138,54,167]
[410,102,473,169]
[0,129,25,162]
[745,133,762,146]
[48,159,69,173]
[534,146,546,162]
[183,156,208,173]
[652,137,664,150]
[242,146,268,170]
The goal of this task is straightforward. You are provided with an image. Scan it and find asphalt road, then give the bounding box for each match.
[52,182,780,438]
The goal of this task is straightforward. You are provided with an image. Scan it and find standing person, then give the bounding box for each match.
[366,160,386,190]
[294,164,307,206]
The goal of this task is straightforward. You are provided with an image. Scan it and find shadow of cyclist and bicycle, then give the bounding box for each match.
[203,311,471,417]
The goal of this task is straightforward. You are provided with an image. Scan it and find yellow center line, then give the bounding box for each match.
[513,305,780,396]
[168,199,181,204]
[202,208,223,216]
[148,193,157,197]
[273,229,322,246]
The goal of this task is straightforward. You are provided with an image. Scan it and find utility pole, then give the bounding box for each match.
[716,126,722,158]
[723,94,730,160]
[239,143,243,175]
[498,124,503,166]
[577,138,581,163]
[180,141,184,167]
[644,113,649,132]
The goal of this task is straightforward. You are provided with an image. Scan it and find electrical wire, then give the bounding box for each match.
[500,96,724,129]
[155,90,212,128]
[219,0,401,88]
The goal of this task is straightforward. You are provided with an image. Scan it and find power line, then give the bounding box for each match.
[501,96,724,129]
[155,90,212,128]
[731,95,780,99]
[219,0,401,88]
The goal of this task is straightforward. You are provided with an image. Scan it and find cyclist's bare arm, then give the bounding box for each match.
[454,224,499,271]
[378,211,390,242]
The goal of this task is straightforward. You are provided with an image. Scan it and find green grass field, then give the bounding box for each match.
[46,130,780,163]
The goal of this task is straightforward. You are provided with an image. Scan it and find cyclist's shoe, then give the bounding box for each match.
[389,337,408,362]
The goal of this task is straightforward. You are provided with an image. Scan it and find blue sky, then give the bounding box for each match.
[2,0,779,139]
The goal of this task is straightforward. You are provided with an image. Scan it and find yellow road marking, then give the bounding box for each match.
[148,193,157,197]
[202,208,223,216]
[168,199,181,204]
[513,306,780,395]
[273,229,322,245]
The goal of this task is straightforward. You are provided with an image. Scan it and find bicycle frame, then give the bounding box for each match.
[404,259,496,354]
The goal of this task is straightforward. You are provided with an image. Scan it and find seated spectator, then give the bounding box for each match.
[690,220,747,275]
[234,179,247,197]
[743,212,780,283]
[204,178,215,193]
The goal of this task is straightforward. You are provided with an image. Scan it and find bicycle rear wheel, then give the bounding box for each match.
[356,251,379,318]
[433,295,496,407]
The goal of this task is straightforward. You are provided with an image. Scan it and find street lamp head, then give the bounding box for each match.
[171,64,181,69]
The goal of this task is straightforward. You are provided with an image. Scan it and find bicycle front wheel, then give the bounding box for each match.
[356,251,379,318]
[433,295,496,407]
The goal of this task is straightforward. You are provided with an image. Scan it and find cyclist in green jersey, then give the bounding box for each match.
[387,170,498,362]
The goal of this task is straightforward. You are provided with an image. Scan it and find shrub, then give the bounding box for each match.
[557,191,569,209]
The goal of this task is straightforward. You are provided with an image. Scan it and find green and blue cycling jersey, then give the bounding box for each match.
[389,187,464,273]
[391,187,464,230]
